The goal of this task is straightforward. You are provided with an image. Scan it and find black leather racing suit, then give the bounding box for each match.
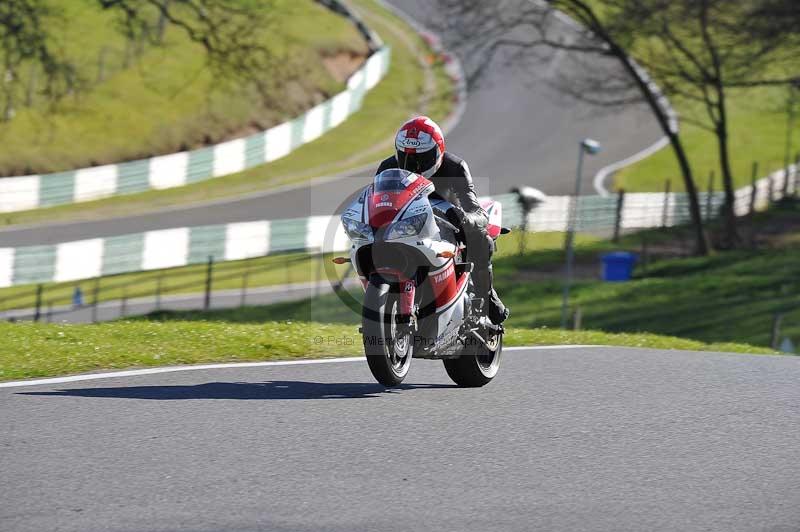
[376,152,508,324]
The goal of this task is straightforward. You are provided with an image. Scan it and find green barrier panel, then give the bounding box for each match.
[270,218,309,252]
[102,234,145,276]
[13,245,57,285]
[188,225,228,263]
[39,171,75,207]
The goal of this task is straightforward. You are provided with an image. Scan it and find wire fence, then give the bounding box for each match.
[1,252,347,324]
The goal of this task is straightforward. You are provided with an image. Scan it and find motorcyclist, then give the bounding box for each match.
[376,116,509,324]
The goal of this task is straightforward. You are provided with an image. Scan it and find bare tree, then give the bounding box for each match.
[96,0,290,107]
[434,0,800,252]
[624,0,799,247]
[433,0,710,255]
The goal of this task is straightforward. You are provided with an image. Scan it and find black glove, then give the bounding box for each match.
[446,205,467,228]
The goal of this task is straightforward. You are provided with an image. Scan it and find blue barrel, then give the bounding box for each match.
[601,252,637,282]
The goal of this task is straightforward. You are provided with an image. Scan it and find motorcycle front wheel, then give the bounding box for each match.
[443,333,502,387]
[362,280,412,386]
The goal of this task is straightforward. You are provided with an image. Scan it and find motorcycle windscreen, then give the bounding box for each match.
[368,169,433,228]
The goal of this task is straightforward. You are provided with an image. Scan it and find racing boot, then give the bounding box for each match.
[473,266,509,325]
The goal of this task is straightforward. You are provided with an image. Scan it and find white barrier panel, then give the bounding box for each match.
[347,69,365,91]
[74,165,118,202]
[529,196,570,232]
[0,248,14,288]
[306,215,350,253]
[149,152,189,190]
[213,138,247,178]
[365,53,384,89]
[265,122,292,163]
[0,175,39,212]
[622,193,667,229]
[142,228,190,270]
[224,221,270,261]
[303,104,326,143]
[330,91,352,127]
[55,239,104,282]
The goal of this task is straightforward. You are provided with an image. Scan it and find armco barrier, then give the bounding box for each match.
[0,2,391,214]
[0,164,795,289]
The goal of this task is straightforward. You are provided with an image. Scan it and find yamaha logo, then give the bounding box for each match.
[381,194,389,201]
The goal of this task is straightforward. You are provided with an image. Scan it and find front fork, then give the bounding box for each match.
[398,279,417,330]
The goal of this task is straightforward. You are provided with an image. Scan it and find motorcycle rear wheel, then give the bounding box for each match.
[443,333,502,387]
[362,281,412,386]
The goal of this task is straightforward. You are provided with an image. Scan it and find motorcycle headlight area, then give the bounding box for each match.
[342,217,373,242]
[386,213,428,240]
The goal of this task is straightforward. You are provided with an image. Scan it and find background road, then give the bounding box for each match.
[2,346,799,532]
[0,0,661,247]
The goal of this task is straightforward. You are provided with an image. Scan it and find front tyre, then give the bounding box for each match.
[443,333,502,387]
[362,280,412,386]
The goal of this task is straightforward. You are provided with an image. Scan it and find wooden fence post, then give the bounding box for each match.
[771,313,784,350]
[767,174,775,204]
[204,255,214,311]
[613,189,625,243]
[33,284,43,322]
[240,269,250,308]
[705,170,715,220]
[120,288,128,318]
[91,278,100,323]
[749,162,759,216]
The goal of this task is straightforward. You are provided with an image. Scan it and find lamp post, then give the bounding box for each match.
[561,138,601,329]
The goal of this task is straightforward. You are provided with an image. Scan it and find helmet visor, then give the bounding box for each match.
[396,148,438,176]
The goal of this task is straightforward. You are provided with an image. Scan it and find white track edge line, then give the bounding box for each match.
[592,136,670,196]
[0,345,593,388]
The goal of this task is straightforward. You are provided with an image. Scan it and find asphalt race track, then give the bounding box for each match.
[2,346,799,532]
[0,0,661,247]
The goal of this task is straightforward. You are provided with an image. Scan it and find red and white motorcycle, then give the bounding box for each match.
[336,168,509,387]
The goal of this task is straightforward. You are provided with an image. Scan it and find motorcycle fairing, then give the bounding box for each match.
[480,199,503,239]
[342,186,369,225]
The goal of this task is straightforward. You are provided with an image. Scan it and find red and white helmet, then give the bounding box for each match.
[394,116,445,178]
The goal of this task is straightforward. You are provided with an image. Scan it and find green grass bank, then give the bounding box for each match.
[0,0,456,227]
[0,0,367,176]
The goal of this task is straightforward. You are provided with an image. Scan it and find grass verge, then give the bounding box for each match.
[0,320,773,382]
[0,0,455,228]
